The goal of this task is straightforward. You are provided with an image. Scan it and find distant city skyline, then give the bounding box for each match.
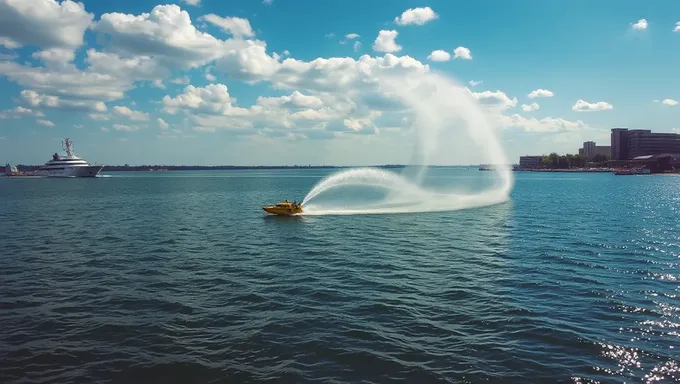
[1,0,680,165]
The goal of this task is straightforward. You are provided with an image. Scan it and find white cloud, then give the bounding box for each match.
[631,19,648,30]
[345,33,360,40]
[0,0,94,58]
[163,84,245,115]
[469,80,482,87]
[572,99,613,112]
[113,124,140,132]
[157,118,169,130]
[85,49,168,81]
[32,48,75,66]
[92,5,250,69]
[353,41,362,52]
[427,50,451,62]
[0,37,20,49]
[89,113,111,121]
[394,7,438,26]
[521,102,540,112]
[0,53,156,110]
[0,106,45,119]
[181,0,201,5]
[205,72,217,81]
[257,91,324,109]
[453,46,472,60]
[498,114,588,133]
[373,30,402,53]
[200,14,255,38]
[20,90,107,112]
[467,89,518,111]
[263,0,274,5]
[661,98,678,106]
[152,79,166,89]
[171,76,191,85]
[528,89,554,98]
[112,106,151,121]
[675,22,680,32]
[37,119,55,127]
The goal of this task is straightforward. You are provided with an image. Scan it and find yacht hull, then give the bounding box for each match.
[35,165,105,178]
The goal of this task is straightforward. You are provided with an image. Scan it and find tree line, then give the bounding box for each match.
[540,153,610,169]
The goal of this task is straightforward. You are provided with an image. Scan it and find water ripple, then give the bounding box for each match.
[0,171,678,383]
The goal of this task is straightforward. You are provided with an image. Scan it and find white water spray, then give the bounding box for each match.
[301,71,514,215]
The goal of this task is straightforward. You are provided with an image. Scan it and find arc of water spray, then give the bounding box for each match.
[301,70,514,215]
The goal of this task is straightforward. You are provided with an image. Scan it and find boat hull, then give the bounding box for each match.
[34,165,105,178]
[263,206,303,215]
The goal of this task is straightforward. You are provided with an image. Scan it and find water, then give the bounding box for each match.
[1,169,678,383]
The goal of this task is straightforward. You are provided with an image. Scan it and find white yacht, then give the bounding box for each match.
[34,138,104,178]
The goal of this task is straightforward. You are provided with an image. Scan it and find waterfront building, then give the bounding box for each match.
[580,141,611,159]
[611,128,680,160]
[519,156,542,169]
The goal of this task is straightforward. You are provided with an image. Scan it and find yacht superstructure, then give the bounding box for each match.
[34,138,104,178]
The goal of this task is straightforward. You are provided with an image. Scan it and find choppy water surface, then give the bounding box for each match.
[1,169,678,383]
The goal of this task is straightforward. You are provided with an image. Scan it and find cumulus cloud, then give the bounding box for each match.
[467,89,518,111]
[469,80,482,87]
[163,84,245,115]
[453,46,472,60]
[675,22,680,32]
[661,98,678,106]
[528,89,554,98]
[92,5,246,68]
[521,102,540,112]
[631,19,648,30]
[20,90,107,112]
[498,114,588,133]
[394,7,438,26]
[0,0,94,59]
[0,57,142,111]
[427,50,451,62]
[171,76,191,85]
[180,0,201,6]
[113,106,151,121]
[0,1,590,145]
[157,118,169,130]
[373,30,402,53]
[572,99,613,112]
[200,14,255,38]
[37,119,55,127]
[0,106,44,119]
[257,91,324,109]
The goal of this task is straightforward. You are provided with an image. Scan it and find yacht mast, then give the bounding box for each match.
[63,137,74,158]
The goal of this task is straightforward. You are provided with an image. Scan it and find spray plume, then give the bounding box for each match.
[301,71,514,215]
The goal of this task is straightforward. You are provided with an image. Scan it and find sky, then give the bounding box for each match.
[1,0,679,166]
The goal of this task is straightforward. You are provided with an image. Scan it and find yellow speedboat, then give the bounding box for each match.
[263,201,303,215]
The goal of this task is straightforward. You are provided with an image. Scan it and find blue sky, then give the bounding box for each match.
[1,0,679,166]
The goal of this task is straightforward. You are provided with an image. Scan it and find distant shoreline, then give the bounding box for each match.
[14,164,482,172]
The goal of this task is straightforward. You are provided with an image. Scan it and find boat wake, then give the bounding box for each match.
[300,71,514,216]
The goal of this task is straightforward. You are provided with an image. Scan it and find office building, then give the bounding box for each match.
[519,156,542,169]
[611,128,680,160]
[579,141,611,159]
